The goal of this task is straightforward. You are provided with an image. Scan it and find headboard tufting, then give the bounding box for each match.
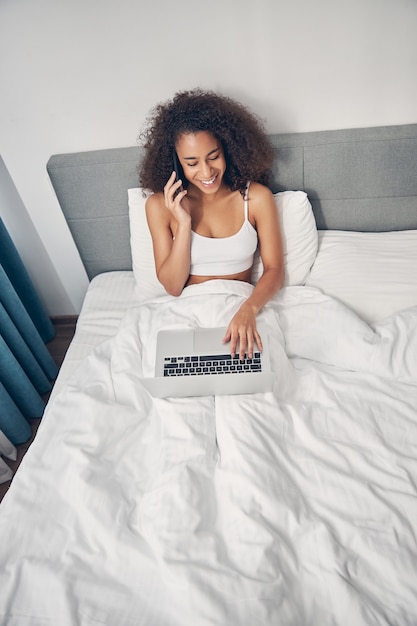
[47,124,417,280]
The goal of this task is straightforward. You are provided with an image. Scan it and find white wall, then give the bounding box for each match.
[0,155,73,312]
[1,0,416,315]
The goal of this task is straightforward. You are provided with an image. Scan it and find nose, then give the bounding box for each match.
[200,160,213,178]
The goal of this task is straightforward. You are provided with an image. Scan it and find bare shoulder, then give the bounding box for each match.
[247,182,276,216]
[145,191,169,223]
[248,181,274,202]
[145,191,165,212]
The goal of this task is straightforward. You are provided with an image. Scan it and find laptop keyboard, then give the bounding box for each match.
[163,353,262,377]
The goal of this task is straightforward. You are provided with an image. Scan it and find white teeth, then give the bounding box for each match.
[201,175,216,185]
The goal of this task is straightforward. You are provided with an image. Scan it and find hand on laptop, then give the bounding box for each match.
[223,304,263,360]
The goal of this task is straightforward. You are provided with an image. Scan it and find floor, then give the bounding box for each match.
[0,316,77,503]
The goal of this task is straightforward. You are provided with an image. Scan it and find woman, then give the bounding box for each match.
[139,89,284,359]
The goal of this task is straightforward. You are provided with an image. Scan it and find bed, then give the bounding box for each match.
[1,123,417,626]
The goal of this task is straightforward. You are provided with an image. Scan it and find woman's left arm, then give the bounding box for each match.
[224,183,284,358]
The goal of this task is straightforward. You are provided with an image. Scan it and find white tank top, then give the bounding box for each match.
[189,183,258,276]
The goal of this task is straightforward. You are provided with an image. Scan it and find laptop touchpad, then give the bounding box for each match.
[193,327,227,353]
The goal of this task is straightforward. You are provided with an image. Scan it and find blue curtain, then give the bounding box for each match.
[0,218,58,444]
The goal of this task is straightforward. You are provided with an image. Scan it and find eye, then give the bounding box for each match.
[209,154,219,161]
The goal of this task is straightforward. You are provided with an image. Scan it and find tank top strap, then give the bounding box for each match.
[244,181,250,221]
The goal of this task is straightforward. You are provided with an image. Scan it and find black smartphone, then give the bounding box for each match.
[172,150,184,197]
[172,150,184,182]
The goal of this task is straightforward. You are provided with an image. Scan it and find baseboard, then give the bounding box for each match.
[50,315,78,326]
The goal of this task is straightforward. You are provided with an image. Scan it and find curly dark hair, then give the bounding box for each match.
[138,89,274,194]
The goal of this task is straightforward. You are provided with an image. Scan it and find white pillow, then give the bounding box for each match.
[305,230,417,323]
[128,188,166,301]
[251,191,318,286]
[128,188,318,299]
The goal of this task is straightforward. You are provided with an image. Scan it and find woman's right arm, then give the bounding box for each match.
[145,173,191,296]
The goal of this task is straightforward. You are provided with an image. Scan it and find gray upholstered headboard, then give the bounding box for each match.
[47,124,417,280]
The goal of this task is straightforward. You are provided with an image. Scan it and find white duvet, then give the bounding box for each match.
[1,280,416,626]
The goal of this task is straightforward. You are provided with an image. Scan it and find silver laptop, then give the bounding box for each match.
[140,320,275,398]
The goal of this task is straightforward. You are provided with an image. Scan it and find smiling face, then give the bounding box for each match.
[175,131,227,195]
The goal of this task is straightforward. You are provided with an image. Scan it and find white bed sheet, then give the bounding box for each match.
[0,277,416,626]
[51,271,139,398]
